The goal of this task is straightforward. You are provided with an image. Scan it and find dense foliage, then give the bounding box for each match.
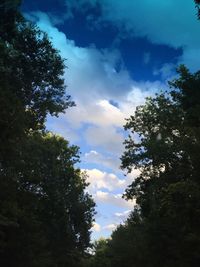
[90,67,200,267]
[0,1,95,266]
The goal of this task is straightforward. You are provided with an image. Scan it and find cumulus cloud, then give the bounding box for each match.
[64,0,200,71]
[85,125,124,154]
[47,116,79,142]
[85,168,126,192]
[96,0,198,47]
[94,190,135,209]
[64,99,125,129]
[26,10,167,238]
[107,0,200,71]
[84,167,140,195]
[26,11,165,156]
[83,150,120,171]
[25,12,149,145]
[23,5,186,242]
[27,11,134,100]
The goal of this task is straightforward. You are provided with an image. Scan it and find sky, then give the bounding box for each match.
[22,0,200,240]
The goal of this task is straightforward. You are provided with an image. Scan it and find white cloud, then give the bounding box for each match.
[85,125,124,154]
[64,0,200,71]
[26,8,170,239]
[29,11,133,100]
[84,167,140,195]
[92,222,101,232]
[96,1,198,47]
[115,210,131,218]
[85,168,125,192]
[27,12,165,154]
[83,150,120,171]
[95,190,135,209]
[103,223,117,231]
[103,0,200,71]
[63,99,125,129]
[47,115,79,142]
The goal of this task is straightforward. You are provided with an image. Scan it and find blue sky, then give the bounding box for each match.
[22,0,200,239]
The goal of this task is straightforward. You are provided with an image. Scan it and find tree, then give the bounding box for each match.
[0,0,74,160]
[89,238,111,267]
[0,132,95,267]
[84,68,200,267]
[119,66,200,266]
[0,2,95,267]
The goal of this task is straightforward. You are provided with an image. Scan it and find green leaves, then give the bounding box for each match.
[0,7,74,140]
[110,67,200,267]
[0,2,94,267]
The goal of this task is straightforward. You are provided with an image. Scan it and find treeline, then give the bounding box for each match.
[90,68,200,267]
[0,1,95,266]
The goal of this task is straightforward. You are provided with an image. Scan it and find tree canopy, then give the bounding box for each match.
[0,2,95,267]
[90,67,200,267]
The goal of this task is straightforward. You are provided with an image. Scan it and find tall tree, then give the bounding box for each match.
[0,2,95,267]
[119,66,200,266]
[0,0,74,158]
[91,67,200,267]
